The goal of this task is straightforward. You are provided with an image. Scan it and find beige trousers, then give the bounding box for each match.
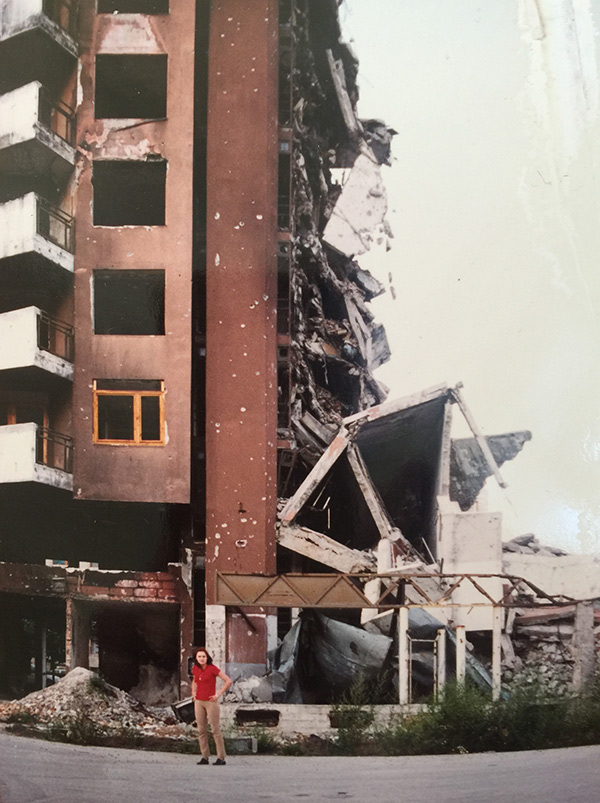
[193,699,226,760]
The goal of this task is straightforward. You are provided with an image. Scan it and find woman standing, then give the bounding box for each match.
[191,647,232,765]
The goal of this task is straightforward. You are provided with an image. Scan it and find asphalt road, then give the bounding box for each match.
[1,731,599,803]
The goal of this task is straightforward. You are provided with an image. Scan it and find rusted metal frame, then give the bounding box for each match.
[214,572,578,608]
[280,573,373,608]
[279,575,310,607]
[450,382,507,489]
[466,577,500,605]
[215,572,247,604]
[404,578,436,605]
[278,429,351,524]
[434,574,469,605]
[503,574,576,604]
[374,578,403,606]
[309,575,358,606]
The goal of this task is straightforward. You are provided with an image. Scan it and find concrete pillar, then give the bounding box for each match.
[172,557,194,698]
[205,604,227,671]
[436,628,446,696]
[572,600,595,692]
[204,0,280,608]
[398,606,410,705]
[65,597,73,669]
[455,625,466,684]
[34,619,47,689]
[266,611,278,666]
[492,606,502,700]
[71,601,91,670]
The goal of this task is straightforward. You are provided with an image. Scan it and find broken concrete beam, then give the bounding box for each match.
[277,524,376,573]
[323,152,389,258]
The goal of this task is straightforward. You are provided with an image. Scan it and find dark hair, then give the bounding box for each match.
[193,647,213,667]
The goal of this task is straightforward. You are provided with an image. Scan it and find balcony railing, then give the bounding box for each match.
[39,89,75,145]
[36,197,74,253]
[42,0,78,39]
[36,427,73,473]
[37,311,74,362]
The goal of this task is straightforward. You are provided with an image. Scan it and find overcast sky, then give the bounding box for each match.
[340,0,600,554]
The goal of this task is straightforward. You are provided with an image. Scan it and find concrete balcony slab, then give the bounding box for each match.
[0,306,73,381]
[0,422,73,491]
[0,82,75,186]
[0,193,74,273]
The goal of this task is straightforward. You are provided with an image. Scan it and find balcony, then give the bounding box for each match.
[0,422,73,491]
[0,0,78,95]
[0,82,75,186]
[0,307,73,382]
[0,193,74,275]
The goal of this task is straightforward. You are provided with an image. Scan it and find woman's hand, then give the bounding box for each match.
[209,694,218,702]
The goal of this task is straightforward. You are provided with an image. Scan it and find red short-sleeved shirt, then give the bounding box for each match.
[192,663,221,700]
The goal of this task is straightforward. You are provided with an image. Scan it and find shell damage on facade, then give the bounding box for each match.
[0,0,597,730]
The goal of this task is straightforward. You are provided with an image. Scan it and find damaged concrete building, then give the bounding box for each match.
[0,0,592,723]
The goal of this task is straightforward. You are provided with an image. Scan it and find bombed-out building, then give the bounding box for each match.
[1,0,558,716]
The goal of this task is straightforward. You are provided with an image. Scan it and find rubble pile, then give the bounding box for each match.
[502,605,600,692]
[0,667,190,742]
[503,533,568,557]
[284,0,392,451]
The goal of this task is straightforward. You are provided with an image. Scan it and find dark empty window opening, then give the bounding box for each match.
[97,0,169,12]
[95,55,167,119]
[94,270,165,335]
[93,160,166,226]
[235,709,280,728]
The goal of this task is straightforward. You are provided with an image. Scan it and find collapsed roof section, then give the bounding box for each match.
[277,383,531,575]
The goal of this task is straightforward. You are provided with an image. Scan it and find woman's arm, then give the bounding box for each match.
[210,670,232,702]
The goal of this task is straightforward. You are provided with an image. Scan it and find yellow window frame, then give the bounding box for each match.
[93,380,165,445]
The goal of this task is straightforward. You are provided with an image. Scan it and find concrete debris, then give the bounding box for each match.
[271,609,493,704]
[502,604,600,693]
[323,152,390,258]
[283,0,395,466]
[503,534,569,557]
[226,674,273,705]
[0,667,188,741]
[450,431,532,511]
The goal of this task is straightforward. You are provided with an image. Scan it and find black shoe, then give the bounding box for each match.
[213,758,226,765]
[197,758,209,765]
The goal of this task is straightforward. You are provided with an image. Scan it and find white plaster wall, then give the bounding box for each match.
[0,423,72,490]
[0,423,37,483]
[220,703,422,739]
[503,553,600,600]
[438,510,503,631]
[205,605,227,670]
[0,194,73,272]
[0,0,42,39]
[0,307,38,370]
[96,16,167,54]
[0,194,37,259]
[0,306,72,378]
[0,82,38,150]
